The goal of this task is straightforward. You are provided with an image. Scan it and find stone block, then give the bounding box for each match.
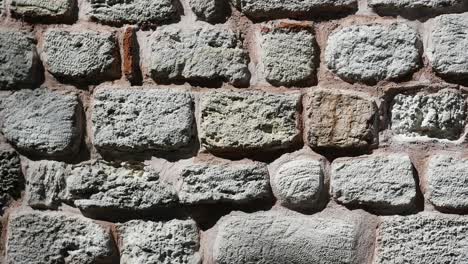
[189,0,230,23]
[0,144,21,204]
[10,0,76,22]
[369,0,465,16]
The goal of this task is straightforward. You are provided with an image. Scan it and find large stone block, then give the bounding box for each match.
[2,89,82,158]
[92,88,194,154]
[260,21,317,87]
[375,213,468,263]
[230,0,357,20]
[369,0,465,16]
[325,23,421,83]
[89,0,178,26]
[6,211,115,264]
[10,0,76,22]
[117,219,200,264]
[304,89,378,150]
[331,153,417,213]
[199,91,301,153]
[213,210,376,264]
[427,154,468,211]
[0,144,21,204]
[430,14,468,81]
[189,0,230,23]
[43,30,120,84]
[391,89,465,140]
[0,30,40,89]
[150,25,250,87]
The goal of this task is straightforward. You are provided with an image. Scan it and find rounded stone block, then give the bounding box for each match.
[369,0,466,16]
[189,0,230,23]
[10,0,76,22]
[0,144,21,204]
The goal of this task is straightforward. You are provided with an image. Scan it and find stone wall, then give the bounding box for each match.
[1,0,468,263]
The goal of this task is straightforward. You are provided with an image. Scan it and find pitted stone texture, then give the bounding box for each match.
[214,210,376,264]
[430,14,468,81]
[200,91,301,153]
[376,213,468,263]
[0,31,39,89]
[6,211,114,264]
[369,0,465,15]
[89,0,178,26]
[260,21,317,86]
[304,89,378,150]
[10,0,76,22]
[174,160,270,204]
[2,89,82,158]
[325,23,421,83]
[331,153,416,213]
[230,0,357,20]
[66,160,177,214]
[189,0,230,23]
[0,145,21,204]
[117,219,200,264]
[92,88,194,153]
[427,154,468,211]
[391,89,465,140]
[150,25,250,87]
[43,30,120,83]
[25,160,68,209]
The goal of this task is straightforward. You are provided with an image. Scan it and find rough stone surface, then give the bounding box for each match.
[325,23,421,83]
[391,89,466,140]
[189,0,230,23]
[2,89,82,158]
[0,31,40,89]
[331,153,417,213]
[150,25,250,87]
[304,89,378,150]
[430,14,468,81]
[43,30,120,83]
[10,0,76,22]
[230,0,358,20]
[213,210,376,264]
[199,91,301,153]
[427,154,468,211]
[92,88,194,153]
[369,0,465,15]
[6,211,114,264]
[117,219,200,264]
[260,21,317,86]
[89,0,178,26]
[375,213,468,263]
[0,145,21,204]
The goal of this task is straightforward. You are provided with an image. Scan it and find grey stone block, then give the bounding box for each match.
[369,0,465,16]
[189,0,230,23]
[199,91,301,153]
[6,211,115,264]
[10,0,76,22]
[375,213,468,263]
[331,153,417,213]
[92,88,194,153]
[2,89,82,158]
[150,25,250,87]
[0,145,21,204]
[391,89,466,140]
[117,219,201,264]
[89,0,178,26]
[43,30,120,84]
[0,30,40,89]
[260,21,317,86]
[325,23,421,83]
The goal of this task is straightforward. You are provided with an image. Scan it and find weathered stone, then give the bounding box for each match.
[89,0,178,26]
[25,160,68,209]
[213,210,376,264]
[430,14,468,81]
[0,145,21,204]
[369,0,466,16]
[150,25,250,87]
[427,154,468,211]
[260,21,317,86]
[92,88,194,153]
[304,89,378,150]
[189,0,230,23]
[230,0,358,20]
[199,91,301,153]
[2,89,82,158]
[43,30,120,83]
[10,0,76,22]
[391,89,465,140]
[325,23,421,83]
[0,31,40,89]
[117,219,200,264]
[331,153,417,213]
[6,211,114,264]
[375,213,468,263]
